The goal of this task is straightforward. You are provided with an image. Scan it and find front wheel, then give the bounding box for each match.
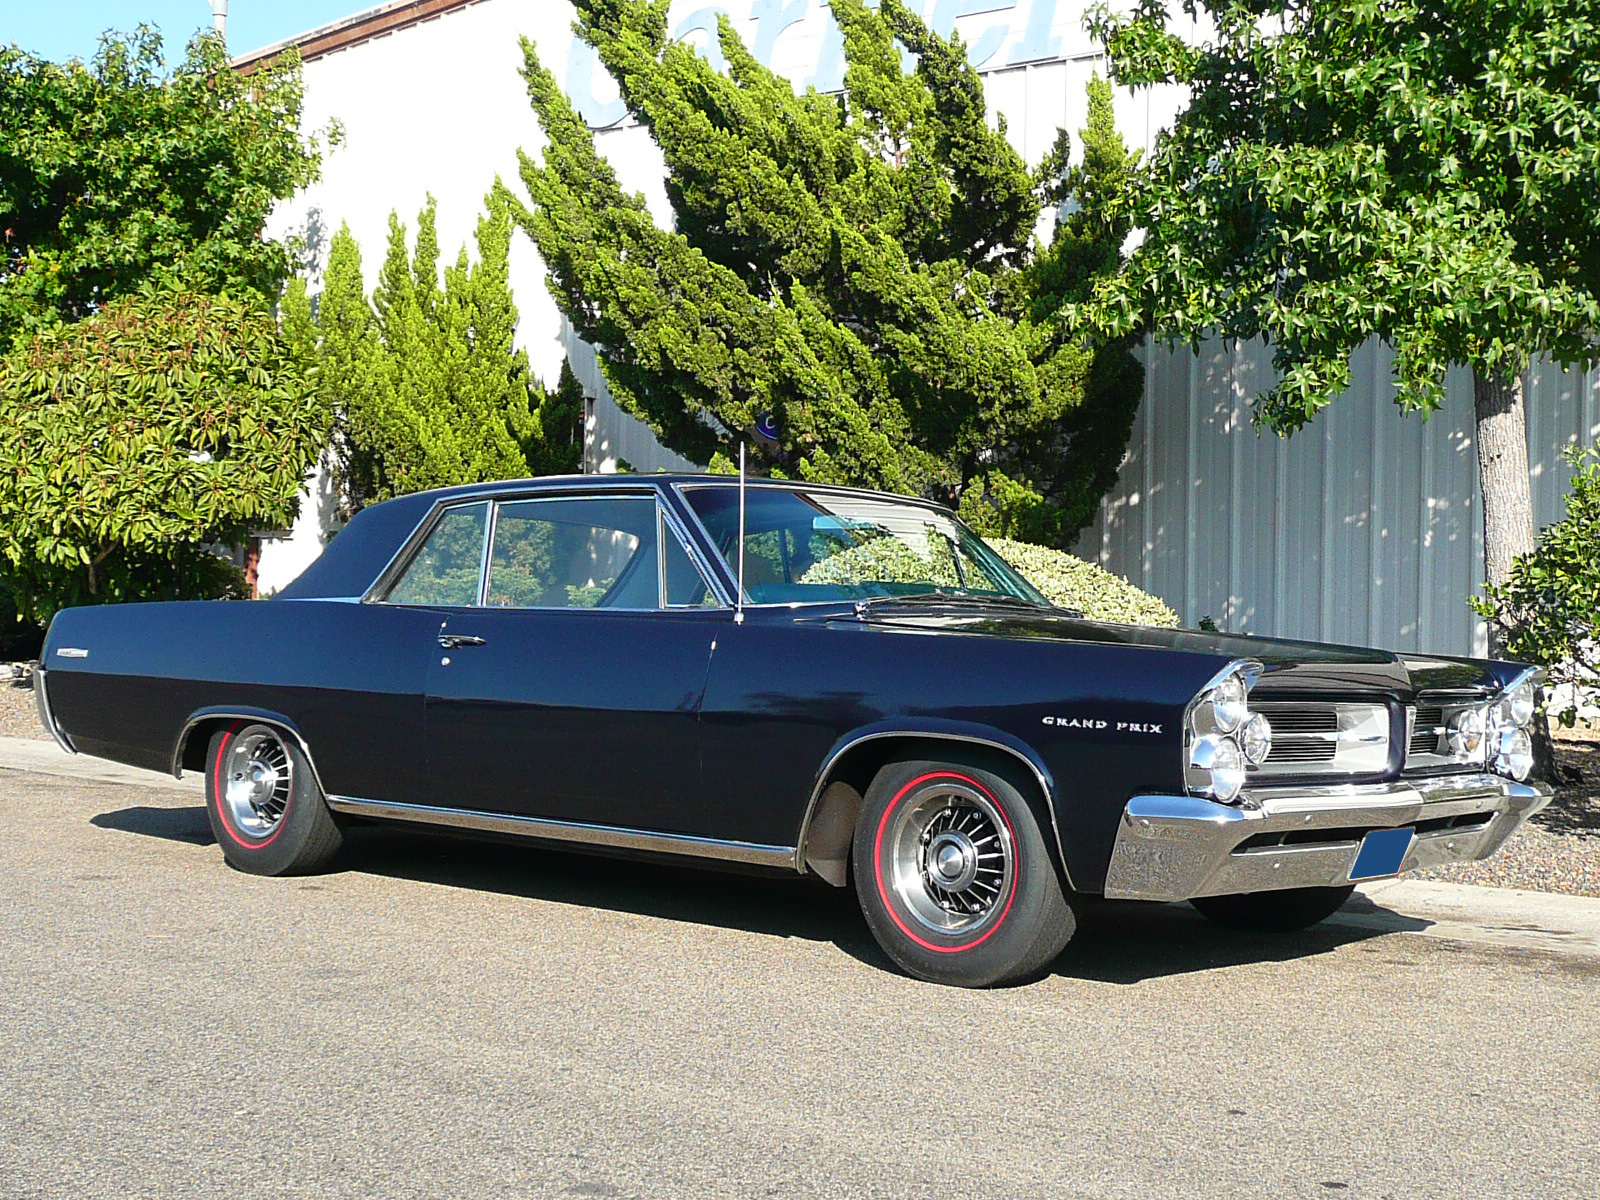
[1190,885,1356,932]
[205,722,343,876]
[852,758,1076,987]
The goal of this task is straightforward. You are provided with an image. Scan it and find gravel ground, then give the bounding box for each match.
[1415,736,1600,898]
[0,674,40,740]
[6,670,1595,895]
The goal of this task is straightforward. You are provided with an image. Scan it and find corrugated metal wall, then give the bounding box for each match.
[1076,341,1600,656]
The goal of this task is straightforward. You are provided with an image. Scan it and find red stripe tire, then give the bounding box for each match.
[204,722,343,876]
[852,756,1077,987]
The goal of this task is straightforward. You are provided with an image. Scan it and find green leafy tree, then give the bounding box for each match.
[0,289,328,623]
[1475,444,1600,728]
[0,28,329,346]
[510,0,1142,548]
[1083,0,1600,609]
[282,199,583,514]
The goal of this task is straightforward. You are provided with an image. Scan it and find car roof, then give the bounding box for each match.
[273,474,958,601]
[396,473,950,508]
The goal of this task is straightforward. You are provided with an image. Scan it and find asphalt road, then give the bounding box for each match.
[3,768,1598,1200]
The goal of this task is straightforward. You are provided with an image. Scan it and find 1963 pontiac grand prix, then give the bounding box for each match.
[34,475,1551,986]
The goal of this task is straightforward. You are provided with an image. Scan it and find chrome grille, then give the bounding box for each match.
[1251,701,1390,779]
[1405,698,1491,771]
[1410,706,1445,756]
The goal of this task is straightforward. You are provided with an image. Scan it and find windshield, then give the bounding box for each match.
[680,485,1047,606]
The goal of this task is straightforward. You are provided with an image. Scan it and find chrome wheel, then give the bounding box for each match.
[220,728,292,840]
[884,779,1015,937]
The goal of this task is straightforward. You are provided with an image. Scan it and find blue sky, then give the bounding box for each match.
[0,0,372,62]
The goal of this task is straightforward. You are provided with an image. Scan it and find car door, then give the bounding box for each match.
[409,489,726,833]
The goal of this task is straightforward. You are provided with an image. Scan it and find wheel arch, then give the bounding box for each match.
[172,706,326,795]
[795,723,1071,891]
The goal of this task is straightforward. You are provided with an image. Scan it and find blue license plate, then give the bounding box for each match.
[1349,827,1416,881]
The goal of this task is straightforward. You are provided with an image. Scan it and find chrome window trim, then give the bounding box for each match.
[365,497,493,606]
[792,730,1073,890]
[475,496,499,606]
[363,484,662,605]
[324,795,795,868]
[658,500,729,609]
[668,480,1045,610]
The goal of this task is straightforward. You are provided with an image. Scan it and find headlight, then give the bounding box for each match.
[1191,735,1246,802]
[1212,674,1249,733]
[1486,669,1541,781]
[1185,659,1264,804]
[1242,712,1273,765]
[1494,726,1534,781]
[1505,678,1536,727]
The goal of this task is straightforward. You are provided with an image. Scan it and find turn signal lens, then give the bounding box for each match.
[1242,713,1273,765]
[1447,708,1486,757]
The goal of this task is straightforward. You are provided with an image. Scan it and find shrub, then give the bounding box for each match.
[988,538,1179,626]
[1475,444,1600,726]
[0,288,324,625]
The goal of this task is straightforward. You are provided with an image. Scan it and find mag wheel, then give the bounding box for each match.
[205,722,342,876]
[853,757,1076,987]
[1190,885,1356,932]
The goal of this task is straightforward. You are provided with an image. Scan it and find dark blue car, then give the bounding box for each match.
[35,475,1550,986]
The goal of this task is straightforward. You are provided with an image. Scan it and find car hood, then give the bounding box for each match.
[836,604,1516,701]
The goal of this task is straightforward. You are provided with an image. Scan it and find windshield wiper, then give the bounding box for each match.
[851,592,1052,615]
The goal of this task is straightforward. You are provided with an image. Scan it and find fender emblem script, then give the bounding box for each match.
[1042,716,1162,734]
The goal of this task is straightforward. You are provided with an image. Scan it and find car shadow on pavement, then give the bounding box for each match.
[339,822,899,968]
[87,803,1427,984]
[1054,898,1430,985]
[91,804,215,846]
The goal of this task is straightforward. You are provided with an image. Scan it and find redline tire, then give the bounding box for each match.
[852,757,1076,987]
[1190,885,1356,932]
[204,722,343,876]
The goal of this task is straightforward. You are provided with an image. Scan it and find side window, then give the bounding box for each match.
[486,496,659,609]
[663,517,718,608]
[384,502,488,606]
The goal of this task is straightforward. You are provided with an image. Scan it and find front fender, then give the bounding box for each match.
[796,717,1066,885]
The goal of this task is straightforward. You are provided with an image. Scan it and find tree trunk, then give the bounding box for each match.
[1473,365,1562,781]
[1472,366,1536,606]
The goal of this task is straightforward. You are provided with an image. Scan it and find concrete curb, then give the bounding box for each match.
[4,734,1598,961]
[0,735,201,792]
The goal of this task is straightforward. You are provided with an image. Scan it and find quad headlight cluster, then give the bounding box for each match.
[1185,660,1271,804]
[1486,671,1540,782]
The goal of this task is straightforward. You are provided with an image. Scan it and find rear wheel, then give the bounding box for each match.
[1190,885,1356,932]
[852,758,1076,987]
[204,722,342,876]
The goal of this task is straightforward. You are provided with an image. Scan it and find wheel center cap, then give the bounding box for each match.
[926,831,979,892]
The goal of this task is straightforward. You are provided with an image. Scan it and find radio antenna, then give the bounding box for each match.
[735,442,747,625]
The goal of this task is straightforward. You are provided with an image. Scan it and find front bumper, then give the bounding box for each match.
[1103,773,1552,902]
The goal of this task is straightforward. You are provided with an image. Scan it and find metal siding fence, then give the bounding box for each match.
[1078,342,1600,657]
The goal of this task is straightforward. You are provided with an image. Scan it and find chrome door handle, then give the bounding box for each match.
[438,634,486,649]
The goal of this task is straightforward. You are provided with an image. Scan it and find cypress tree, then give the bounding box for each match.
[287,199,581,514]
[510,0,1142,547]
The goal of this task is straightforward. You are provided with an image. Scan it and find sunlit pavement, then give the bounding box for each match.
[3,746,1597,1200]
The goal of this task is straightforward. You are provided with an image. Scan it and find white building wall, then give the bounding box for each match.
[1076,343,1600,655]
[250,0,1599,659]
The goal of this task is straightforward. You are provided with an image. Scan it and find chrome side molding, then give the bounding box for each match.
[325,794,798,869]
